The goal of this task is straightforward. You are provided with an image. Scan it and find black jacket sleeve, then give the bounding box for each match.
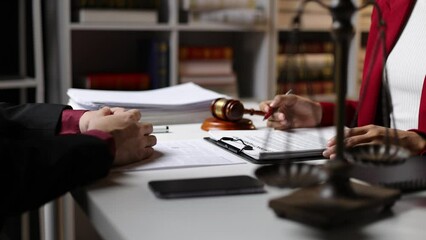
[0,103,114,219]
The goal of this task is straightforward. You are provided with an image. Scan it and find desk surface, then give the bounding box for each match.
[75,117,426,240]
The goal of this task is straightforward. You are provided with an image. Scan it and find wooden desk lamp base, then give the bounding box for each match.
[269,181,400,228]
[201,117,256,131]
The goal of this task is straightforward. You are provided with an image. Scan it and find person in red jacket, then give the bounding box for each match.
[260,0,426,159]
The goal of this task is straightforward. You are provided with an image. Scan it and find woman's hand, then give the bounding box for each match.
[259,94,322,130]
[323,124,426,159]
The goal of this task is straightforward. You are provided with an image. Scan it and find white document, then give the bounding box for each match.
[208,127,336,161]
[115,139,246,171]
[67,83,227,125]
[67,82,226,109]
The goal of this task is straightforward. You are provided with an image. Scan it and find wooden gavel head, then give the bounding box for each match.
[211,98,245,121]
[210,98,264,122]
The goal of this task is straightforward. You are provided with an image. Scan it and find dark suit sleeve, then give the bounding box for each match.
[0,103,114,218]
[0,103,70,138]
[0,133,114,218]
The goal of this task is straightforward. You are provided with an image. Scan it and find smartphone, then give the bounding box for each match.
[148,175,266,199]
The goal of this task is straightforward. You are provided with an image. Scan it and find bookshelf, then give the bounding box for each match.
[0,0,44,103]
[52,0,369,104]
[51,0,273,103]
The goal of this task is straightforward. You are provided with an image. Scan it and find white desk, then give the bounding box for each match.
[73,118,426,240]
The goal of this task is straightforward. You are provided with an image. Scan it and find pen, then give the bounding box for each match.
[263,89,293,121]
[153,125,169,133]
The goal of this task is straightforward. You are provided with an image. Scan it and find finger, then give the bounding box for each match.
[344,134,375,147]
[110,107,126,114]
[98,106,112,115]
[259,100,273,112]
[266,120,291,130]
[327,136,336,147]
[138,123,153,134]
[323,145,335,158]
[146,135,157,147]
[127,109,142,121]
[270,96,285,109]
[346,125,371,136]
[272,112,286,121]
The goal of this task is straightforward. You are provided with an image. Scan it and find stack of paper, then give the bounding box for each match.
[67,83,227,125]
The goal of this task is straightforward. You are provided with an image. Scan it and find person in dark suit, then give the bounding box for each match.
[0,103,156,233]
[260,0,425,159]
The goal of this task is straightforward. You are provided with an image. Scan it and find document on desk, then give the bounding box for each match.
[67,83,227,125]
[206,127,336,164]
[115,139,247,171]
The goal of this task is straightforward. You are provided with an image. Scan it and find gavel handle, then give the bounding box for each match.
[244,108,265,116]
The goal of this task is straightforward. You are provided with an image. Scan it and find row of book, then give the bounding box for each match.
[72,0,167,23]
[179,0,267,25]
[279,41,333,54]
[179,46,238,97]
[277,80,334,96]
[84,38,168,91]
[82,44,239,98]
[277,0,332,30]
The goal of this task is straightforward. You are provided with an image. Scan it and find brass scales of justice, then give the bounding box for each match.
[202,0,411,228]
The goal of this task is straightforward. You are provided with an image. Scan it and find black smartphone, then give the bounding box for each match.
[148,175,266,199]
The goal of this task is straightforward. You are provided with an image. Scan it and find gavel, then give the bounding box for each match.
[210,98,265,122]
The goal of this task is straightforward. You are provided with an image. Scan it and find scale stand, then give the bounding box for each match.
[268,160,400,228]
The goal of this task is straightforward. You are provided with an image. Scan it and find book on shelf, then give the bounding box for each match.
[278,0,331,14]
[179,0,266,25]
[279,41,334,54]
[189,8,267,25]
[180,73,236,85]
[278,12,332,29]
[276,53,334,75]
[182,0,258,12]
[179,46,233,60]
[139,39,169,89]
[276,80,334,95]
[180,73,238,97]
[79,9,158,23]
[179,60,233,76]
[77,0,159,9]
[85,73,150,90]
[74,0,169,23]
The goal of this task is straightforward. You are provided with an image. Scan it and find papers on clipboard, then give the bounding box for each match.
[67,83,227,125]
[206,127,336,164]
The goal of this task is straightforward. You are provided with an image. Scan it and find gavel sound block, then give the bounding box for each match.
[201,98,265,131]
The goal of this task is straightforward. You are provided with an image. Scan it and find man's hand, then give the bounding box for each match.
[83,108,157,166]
[79,107,113,133]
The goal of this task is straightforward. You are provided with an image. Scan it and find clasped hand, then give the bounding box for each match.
[79,107,157,166]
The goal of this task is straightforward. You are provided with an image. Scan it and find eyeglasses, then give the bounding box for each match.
[219,137,254,153]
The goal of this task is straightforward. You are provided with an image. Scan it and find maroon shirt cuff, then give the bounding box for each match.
[61,110,116,158]
[60,109,87,134]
